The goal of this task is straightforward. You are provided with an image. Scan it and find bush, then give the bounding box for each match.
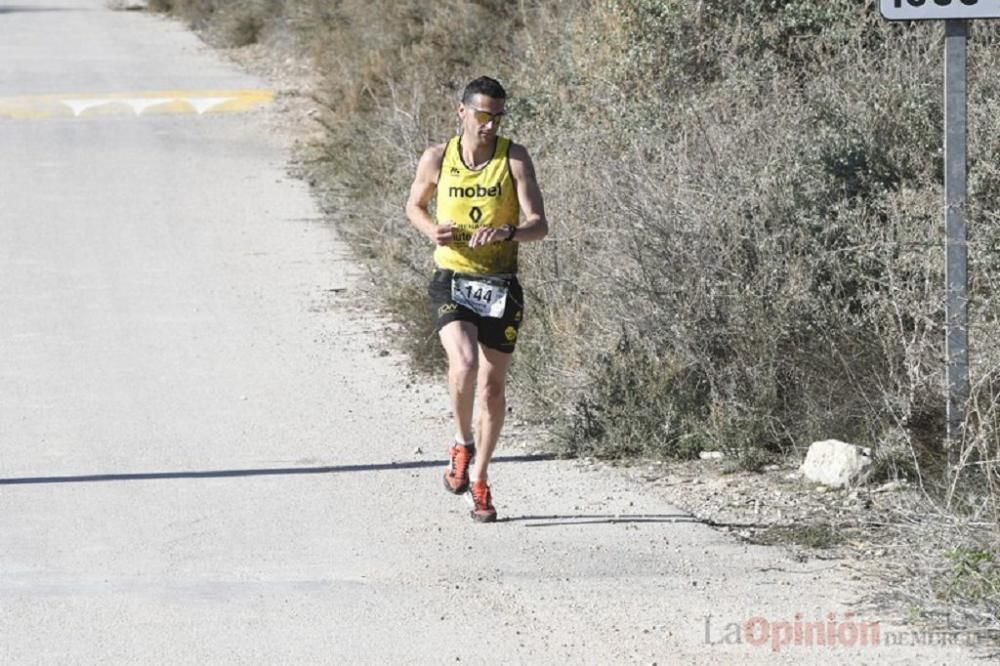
[161,0,1000,521]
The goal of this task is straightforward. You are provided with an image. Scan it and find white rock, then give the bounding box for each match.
[699,451,725,460]
[800,439,872,488]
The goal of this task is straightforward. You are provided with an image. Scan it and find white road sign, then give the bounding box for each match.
[880,0,1000,20]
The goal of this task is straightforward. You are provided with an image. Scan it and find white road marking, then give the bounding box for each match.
[186,96,238,114]
[123,98,172,114]
[62,98,117,116]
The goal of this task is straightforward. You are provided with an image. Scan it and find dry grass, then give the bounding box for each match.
[154,0,1000,637]
[146,0,281,46]
[872,499,1000,638]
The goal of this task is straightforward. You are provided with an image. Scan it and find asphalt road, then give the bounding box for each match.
[0,1,984,663]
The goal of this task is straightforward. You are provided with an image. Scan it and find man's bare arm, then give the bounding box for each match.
[405,144,454,246]
[508,143,548,242]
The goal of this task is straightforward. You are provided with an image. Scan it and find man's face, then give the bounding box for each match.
[459,94,506,140]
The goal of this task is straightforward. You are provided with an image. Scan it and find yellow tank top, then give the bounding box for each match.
[434,135,519,275]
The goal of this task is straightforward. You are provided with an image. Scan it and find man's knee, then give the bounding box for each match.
[441,322,479,384]
[449,356,478,384]
[479,379,506,409]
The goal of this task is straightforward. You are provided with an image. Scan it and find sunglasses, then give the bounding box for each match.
[469,107,506,125]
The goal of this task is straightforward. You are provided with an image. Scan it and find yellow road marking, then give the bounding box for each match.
[0,89,274,119]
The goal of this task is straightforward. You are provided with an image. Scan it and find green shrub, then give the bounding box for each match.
[564,331,708,460]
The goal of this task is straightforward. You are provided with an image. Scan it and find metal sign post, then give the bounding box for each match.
[944,19,969,447]
[879,1,1000,446]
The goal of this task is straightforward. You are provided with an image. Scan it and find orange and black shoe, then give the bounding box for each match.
[469,480,497,523]
[443,443,475,495]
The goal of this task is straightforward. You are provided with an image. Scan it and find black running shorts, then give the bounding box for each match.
[428,269,524,353]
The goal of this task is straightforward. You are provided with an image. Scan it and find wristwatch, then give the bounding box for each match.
[503,224,517,242]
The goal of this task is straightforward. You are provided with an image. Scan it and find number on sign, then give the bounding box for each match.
[893,0,978,6]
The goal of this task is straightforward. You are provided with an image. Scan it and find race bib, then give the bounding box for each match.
[451,275,508,318]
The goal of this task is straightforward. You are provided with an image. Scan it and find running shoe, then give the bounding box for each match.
[443,443,475,494]
[469,480,497,523]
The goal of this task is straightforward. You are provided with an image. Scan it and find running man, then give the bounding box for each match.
[404,76,548,522]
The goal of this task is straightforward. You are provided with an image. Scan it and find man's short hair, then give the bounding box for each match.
[462,76,507,104]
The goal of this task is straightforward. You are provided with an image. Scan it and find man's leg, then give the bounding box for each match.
[466,344,512,522]
[438,320,479,442]
[439,320,479,494]
[470,344,514,483]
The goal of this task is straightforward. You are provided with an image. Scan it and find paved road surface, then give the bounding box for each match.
[0,1,984,663]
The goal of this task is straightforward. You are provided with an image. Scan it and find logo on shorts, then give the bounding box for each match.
[438,303,458,316]
[504,326,518,342]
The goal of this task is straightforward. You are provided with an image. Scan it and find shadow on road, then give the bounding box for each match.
[500,513,700,527]
[0,6,87,13]
[0,453,556,486]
